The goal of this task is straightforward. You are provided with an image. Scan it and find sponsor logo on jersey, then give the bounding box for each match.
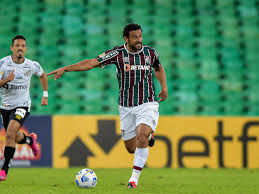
[124,64,151,72]
[3,84,28,90]
[15,75,23,79]
[99,50,119,61]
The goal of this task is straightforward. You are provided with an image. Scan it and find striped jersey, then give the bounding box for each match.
[97,43,161,107]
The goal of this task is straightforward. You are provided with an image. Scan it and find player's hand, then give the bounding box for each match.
[7,69,15,82]
[46,68,65,80]
[41,97,48,106]
[158,87,168,103]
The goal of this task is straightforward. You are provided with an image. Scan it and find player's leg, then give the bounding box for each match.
[0,119,20,180]
[16,130,39,155]
[14,111,38,156]
[127,102,159,188]
[123,136,136,154]
[127,124,151,188]
[0,107,31,181]
[120,105,137,154]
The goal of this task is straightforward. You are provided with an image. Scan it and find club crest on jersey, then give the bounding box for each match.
[24,70,32,76]
[123,56,129,63]
[144,56,151,65]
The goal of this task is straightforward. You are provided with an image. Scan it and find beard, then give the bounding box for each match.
[129,42,142,52]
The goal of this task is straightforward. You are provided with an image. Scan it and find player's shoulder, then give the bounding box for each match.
[0,55,11,62]
[109,44,124,53]
[98,45,123,59]
[143,45,157,52]
[0,56,11,68]
[25,58,41,67]
[143,45,159,56]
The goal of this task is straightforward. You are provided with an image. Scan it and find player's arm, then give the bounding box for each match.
[0,69,15,88]
[154,65,168,103]
[39,72,48,106]
[47,58,100,80]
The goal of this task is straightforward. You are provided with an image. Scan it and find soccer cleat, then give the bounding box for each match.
[148,132,155,147]
[29,133,39,157]
[127,181,137,189]
[0,170,7,181]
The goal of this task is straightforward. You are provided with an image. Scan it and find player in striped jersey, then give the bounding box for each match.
[47,23,168,188]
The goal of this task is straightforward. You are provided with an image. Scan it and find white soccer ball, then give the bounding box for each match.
[75,168,97,188]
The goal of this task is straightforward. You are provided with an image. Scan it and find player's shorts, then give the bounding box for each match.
[119,102,159,141]
[0,107,30,130]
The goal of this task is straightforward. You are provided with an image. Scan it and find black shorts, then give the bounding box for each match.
[0,107,30,131]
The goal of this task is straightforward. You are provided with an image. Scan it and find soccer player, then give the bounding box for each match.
[0,35,48,181]
[47,23,168,188]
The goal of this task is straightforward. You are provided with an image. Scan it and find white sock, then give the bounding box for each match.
[129,147,149,185]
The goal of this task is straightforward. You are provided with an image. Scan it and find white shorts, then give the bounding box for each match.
[119,102,159,141]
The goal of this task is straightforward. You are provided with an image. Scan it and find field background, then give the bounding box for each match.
[1,168,259,194]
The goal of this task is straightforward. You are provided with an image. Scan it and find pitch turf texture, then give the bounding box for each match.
[1,168,258,194]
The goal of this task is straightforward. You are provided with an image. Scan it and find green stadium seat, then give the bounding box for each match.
[198,82,220,103]
[1,0,258,116]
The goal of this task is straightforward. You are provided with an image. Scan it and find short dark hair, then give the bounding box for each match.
[12,35,26,45]
[123,23,142,38]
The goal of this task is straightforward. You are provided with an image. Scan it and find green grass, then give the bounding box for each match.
[1,168,259,194]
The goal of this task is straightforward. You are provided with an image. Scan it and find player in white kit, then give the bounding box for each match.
[0,35,48,181]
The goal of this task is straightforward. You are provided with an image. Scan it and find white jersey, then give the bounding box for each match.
[0,56,43,111]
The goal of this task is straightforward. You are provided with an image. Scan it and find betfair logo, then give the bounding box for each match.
[124,64,151,72]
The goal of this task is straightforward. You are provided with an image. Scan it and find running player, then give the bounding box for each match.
[0,35,48,181]
[47,23,168,188]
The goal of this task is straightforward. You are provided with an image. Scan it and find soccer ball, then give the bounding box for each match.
[75,168,97,188]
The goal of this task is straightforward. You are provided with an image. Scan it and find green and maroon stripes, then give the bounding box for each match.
[98,44,160,107]
[133,54,141,106]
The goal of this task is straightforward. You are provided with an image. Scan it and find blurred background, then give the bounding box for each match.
[0,0,259,116]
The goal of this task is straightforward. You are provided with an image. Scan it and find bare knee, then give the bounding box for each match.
[6,130,16,142]
[5,120,21,145]
[126,146,136,154]
[136,124,152,147]
[124,137,136,154]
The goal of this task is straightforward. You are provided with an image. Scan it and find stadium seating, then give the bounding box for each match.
[0,0,258,116]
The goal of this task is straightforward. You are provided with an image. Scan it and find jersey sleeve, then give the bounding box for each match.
[152,48,161,70]
[32,61,44,77]
[96,47,119,68]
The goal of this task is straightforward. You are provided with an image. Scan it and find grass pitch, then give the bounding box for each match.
[1,168,259,194]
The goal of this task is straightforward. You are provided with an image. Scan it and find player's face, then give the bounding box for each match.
[11,39,27,59]
[125,29,143,52]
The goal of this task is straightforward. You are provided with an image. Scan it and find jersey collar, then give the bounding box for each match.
[10,55,26,65]
[124,43,143,54]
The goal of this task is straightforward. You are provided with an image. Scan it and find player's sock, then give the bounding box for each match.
[2,146,15,174]
[129,147,149,185]
[17,133,33,145]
